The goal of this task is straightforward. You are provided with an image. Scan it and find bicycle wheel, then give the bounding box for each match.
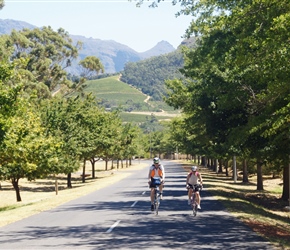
[193,203,198,216]
[154,190,160,215]
[191,194,197,216]
[155,200,159,215]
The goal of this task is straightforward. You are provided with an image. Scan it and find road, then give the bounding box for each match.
[0,160,275,250]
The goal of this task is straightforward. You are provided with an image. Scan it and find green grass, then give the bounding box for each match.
[71,75,181,123]
[83,76,147,104]
[0,203,33,212]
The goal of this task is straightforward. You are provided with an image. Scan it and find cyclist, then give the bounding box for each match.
[148,157,165,211]
[186,166,203,209]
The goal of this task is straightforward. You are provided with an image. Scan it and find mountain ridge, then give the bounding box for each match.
[0,18,176,74]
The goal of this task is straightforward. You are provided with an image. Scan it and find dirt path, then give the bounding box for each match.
[129,111,180,117]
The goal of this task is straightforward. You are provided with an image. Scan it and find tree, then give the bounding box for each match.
[162,0,290,198]
[6,27,82,95]
[0,60,66,197]
[79,56,104,78]
[0,96,58,201]
[40,96,88,188]
[0,0,4,10]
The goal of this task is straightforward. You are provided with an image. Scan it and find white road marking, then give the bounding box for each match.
[131,201,138,207]
[142,191,146,195]
[106,220,121,233]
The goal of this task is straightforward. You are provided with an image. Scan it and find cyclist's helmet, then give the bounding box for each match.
[191,166,197,171]
[153,157,160,164]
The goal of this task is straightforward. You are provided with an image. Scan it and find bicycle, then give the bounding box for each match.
[151,177,162,215]
[153,185,161,215]
[188,184,202,217]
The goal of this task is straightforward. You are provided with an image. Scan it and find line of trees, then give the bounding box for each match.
[0,24,149,202]
[0,61,147,202]
[155,0,290,200]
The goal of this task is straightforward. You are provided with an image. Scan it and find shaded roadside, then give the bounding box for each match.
[182,163,290,249]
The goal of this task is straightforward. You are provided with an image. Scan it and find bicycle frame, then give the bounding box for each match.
[154,185,160,215]
[191,190,198,216]
[189,184,201,216]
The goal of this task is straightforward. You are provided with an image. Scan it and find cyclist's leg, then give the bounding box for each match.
[188,188,193,199]
[150,184,155,211]
[196,191,201,209]
[159,184,163,199]
[188,186,193,204]
[150,188,155,203]
[196,191,200,204]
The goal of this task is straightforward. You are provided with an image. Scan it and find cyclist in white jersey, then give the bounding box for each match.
[186,166,203,209]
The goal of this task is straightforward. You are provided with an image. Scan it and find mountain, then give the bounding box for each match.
[0,19,176,74]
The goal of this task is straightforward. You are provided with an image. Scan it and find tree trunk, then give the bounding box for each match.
[282,163,289,201]
[225,160,229,177]
[201,156,206,166]
[12,178,21,202]
[242,159,249,183]
[233,156,237,183]
[54,174,58,195]
[67,173,72,188]
[90,158,96,179]
[82,159,86,183]
[256,159,263,191]
[218,159,223,173]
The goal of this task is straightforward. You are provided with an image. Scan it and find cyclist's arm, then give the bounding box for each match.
[198,173,203,185]
[148,168,152,182]
[161,165,165,181]
[186,174,190,186]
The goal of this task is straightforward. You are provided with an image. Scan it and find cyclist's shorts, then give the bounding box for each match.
[150,177,161,188]
[188,184,201,192]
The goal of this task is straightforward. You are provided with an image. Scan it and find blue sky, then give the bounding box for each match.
[0,0,193,52]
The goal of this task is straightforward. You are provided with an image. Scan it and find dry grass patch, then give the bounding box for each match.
[0,160,148,227]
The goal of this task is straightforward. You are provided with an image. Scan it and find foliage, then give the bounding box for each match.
[0,0,4,10]
[79,56,104,78]
[2,27,82,98]
[0,93,58,201]
[162,0,290,198]
[121,50,185,101]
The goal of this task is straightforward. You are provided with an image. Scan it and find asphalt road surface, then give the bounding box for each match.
[0,160,275,250]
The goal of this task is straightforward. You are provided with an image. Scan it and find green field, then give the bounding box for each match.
[83,75,147,104]
[74,75,180,123]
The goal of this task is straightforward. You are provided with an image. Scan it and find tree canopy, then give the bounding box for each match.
[163,0,290,199]
[121,49,185,101]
